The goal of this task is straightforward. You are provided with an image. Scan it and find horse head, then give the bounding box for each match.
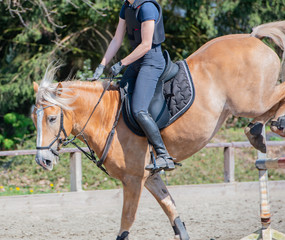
[32,71,74,170]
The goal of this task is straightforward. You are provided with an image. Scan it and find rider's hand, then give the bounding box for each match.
[111,61,125,77]
[89,64,105,81]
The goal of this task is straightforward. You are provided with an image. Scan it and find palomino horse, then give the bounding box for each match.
[32,21,285,240]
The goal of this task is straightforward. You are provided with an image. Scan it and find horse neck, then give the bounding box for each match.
[68,81,120,156]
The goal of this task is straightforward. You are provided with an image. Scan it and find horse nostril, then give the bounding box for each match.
[44,159,52,167]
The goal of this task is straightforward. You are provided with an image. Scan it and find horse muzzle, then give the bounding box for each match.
[35,149,59,171]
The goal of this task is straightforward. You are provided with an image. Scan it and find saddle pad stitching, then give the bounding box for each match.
[168,60,194,123]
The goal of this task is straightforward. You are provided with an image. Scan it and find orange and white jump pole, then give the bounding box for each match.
[242,157,285,240]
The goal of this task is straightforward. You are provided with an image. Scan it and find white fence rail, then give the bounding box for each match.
[1,141,285,191]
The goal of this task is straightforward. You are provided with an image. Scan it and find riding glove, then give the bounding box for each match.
[111,61,125,77]
[90,64,105,80]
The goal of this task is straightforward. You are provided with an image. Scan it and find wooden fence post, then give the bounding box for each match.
[224,146,235,183]
[70,152,82,192]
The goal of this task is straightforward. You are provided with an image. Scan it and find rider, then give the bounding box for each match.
[92,0,175,172]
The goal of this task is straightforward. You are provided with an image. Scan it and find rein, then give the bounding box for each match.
[64,79,126,175]
[36,78,125,176]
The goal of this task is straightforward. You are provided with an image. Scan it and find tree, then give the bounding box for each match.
[162,0,216,59]
[215,0,285,35]
[0,0,124,115]
[0,0,284,149]
[0,0,124,149]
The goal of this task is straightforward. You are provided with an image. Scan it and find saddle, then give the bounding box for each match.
[121,50,195,136]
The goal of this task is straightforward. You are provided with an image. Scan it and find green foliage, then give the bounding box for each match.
[214,0,285,36]
[76,59,95,80]
[4,113,17,124]
[226,116,251,129]
[269,135,284,141]
[0,112,35,150]
[162,0,214,59]
[3,139,14,150]
[0,0,123,116]
[1,0,285,150]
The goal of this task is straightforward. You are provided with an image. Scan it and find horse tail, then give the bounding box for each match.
[251,21,285,82]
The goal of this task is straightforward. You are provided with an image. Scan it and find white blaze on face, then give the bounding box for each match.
[36,107,44,148]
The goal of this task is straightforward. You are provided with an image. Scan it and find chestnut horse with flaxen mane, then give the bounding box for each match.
[32,21,285,240]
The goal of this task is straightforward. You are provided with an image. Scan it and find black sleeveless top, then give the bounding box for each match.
[124,0,165,49]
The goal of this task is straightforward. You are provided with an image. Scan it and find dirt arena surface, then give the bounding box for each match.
[0,181,284,240]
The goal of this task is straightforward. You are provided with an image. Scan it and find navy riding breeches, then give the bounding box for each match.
[121,45,165,118]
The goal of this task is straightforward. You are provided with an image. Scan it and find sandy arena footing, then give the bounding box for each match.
[0,181,284,240]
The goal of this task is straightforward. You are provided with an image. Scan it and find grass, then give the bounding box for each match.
[0,185,57,196]
[1,126,285,196]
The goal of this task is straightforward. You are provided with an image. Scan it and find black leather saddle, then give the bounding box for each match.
[121,50,179,136]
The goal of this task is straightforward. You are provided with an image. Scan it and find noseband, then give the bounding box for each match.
[35,105,68,157]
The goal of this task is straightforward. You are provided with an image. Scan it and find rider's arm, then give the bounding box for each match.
[100,17,126,66]
[121,20,155,66]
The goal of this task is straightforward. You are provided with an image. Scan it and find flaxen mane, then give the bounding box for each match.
[36,64,118,110]
[36,63,75,109]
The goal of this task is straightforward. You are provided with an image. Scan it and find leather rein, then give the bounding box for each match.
[36,79,125,175]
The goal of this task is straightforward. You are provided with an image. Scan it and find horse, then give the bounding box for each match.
[32,21,285,240]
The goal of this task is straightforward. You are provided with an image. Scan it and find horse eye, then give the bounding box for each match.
[48,116,57,124]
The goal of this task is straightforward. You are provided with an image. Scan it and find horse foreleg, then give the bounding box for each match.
[145,173,190,240]
[245,104,279,153]
[117,175,145,240]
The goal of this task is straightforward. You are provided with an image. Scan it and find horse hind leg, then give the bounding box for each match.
[144,173,190,240]
[245,104,279,153]
[244,80,285,152]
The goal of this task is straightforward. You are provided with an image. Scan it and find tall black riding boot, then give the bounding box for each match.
[135,111,175,172]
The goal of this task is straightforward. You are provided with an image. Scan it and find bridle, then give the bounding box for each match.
[35,79,125,175]
[35,105,67,157]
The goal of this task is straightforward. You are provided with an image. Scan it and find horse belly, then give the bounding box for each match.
[161,84,228,161]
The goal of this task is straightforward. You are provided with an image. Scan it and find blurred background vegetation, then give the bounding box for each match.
[0,0,285,195]
[1,0,285,149]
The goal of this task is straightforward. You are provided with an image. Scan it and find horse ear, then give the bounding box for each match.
[33,82,39,93]
[56,82,63,96]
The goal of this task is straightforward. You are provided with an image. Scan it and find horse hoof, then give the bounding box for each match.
[245,125,267,153]
[116,231,129,240]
